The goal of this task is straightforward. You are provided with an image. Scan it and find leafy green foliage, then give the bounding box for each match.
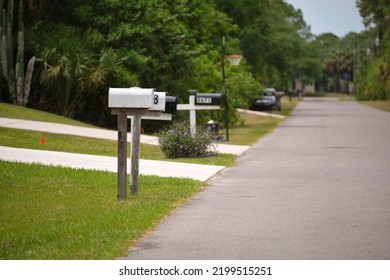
[217,0,318,89]
[356,56,390,100]
[38,26,123,118]
[355,0,390,100]
[357,0,390,42]
[157,121,216,158]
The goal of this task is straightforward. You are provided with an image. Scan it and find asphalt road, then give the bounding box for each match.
[124,97,390,260]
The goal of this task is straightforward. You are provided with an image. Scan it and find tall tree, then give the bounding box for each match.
[356,0,390,100]
[68,0,233,98]
[216,0,316,88]
[357,0,390,43]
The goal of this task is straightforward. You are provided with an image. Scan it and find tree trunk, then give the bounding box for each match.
[23,56,36,106]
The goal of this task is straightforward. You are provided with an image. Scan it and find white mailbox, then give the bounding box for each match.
[150,91,167,111]
[149,91,177,113]
[108,87,154,108]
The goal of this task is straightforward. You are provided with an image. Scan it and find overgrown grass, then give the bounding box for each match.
[0,127,235,166]
[0,161,203,259]
[0,102,96,127]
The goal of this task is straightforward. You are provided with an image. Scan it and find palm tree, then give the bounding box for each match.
[40,31,121,118]
[323,49,353,92]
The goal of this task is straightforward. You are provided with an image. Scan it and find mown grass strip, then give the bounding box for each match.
[0,127,235,166]
[0,102,96,128]
[0,161,203,259]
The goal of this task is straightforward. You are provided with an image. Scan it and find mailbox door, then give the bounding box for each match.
[164,96,177,114]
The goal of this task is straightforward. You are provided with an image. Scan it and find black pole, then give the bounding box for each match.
[222,36,229,142]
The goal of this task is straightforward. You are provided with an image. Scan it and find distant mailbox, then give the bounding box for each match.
[195,93,221,106]
[108,87,154,108]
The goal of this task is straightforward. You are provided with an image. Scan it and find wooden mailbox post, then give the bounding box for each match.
[108,87,177,200]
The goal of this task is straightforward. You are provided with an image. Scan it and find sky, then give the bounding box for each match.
[284,0,366,37]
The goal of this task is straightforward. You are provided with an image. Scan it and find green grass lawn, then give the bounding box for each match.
[0,102,96,127]
[0,161,203,259]
[228,115,282,146]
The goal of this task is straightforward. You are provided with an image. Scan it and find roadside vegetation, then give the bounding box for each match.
[0,102,96,128]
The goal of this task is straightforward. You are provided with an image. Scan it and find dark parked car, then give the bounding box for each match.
[250,88,282,111]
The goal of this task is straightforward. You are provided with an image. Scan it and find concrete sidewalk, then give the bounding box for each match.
[0,117,249,155]
[0,146,225,181]
[237,108,286,119]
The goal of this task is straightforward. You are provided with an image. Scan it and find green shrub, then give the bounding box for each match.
[356,57,390,101]
[157,121,216,158]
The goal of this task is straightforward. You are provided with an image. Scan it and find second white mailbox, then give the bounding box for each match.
[108,87,155,108]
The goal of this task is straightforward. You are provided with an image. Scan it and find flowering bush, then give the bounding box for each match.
[157,121,216,158]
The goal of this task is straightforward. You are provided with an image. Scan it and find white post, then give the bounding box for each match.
[177,90,221,137]
[189,93,196,135]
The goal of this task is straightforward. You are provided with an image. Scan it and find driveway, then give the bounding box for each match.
[124,98,390,259]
